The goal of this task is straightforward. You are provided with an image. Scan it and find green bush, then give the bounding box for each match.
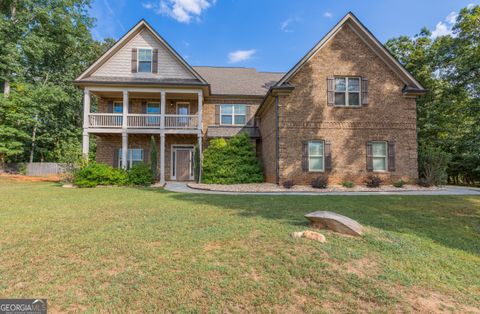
[127,163,154,186]
[202,133,263,184]
[342,181,355,188]
[393,179,406,188]
[364,175,383,188]
[419,145,451,186]
[73,163,127,188]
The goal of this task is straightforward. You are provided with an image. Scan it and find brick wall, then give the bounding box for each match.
[258,98,277,183]
[276,24,418,185]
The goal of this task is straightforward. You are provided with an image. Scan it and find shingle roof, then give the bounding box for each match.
[193,66,285,96]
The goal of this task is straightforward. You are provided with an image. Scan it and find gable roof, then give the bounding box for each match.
[275,12,425,91]
[75,19,207,84]
[193,66,284,96]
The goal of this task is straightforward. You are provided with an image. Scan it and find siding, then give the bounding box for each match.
[92,28,195,80]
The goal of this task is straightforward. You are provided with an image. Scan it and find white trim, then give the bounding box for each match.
[276,13,424,90]
[86,86,203,94]
[308,141,325,172]
[137,47,153,73]
[219,104,247,126]
[333,77,361,107]
[170,144,195,181]
[371,141,388,172]
[76,20,207,83]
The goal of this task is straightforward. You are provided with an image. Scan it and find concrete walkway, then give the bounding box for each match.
[164,182,480,196]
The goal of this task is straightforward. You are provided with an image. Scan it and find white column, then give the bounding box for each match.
[160,91,166,129]
[122,90,128,129]
[83,88,90,129]
[197,133,202,183]
[121,133,128,169]
[82,130,89,158]
[160,133,165,184]
[197,91,203,131]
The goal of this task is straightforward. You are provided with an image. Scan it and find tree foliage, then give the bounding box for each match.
[386,5,480,184]
[202,133,263,184]
[0,0,113,162]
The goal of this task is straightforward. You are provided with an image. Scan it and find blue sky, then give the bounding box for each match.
[90,0,479,72]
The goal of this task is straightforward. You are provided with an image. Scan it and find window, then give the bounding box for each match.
[220,104,247,125]
[334,77,360,106]
[118,148,143,169]
[147,102,160,114]
[372,141,387,171]
[308,141,324,172]
[113,101,123,113]
[138,48,152,73]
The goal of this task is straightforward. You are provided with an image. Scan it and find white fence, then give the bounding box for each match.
[27,163,66,176]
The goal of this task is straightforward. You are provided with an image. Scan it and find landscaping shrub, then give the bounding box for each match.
[393,179,406,188]
[202,133,263,184]
[419,145,451,186]
[283,180,295,189]
[418,177,431,187]
[342,181,355,188]
[311,176,328,189]
[73,163,127,188]
[365,175,383,188]
[127,163,154,186]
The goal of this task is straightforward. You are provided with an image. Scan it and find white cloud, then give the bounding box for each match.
[228,49,256,63]
[324,11,333,18]
[431,10,459,38]
[280,18,293,32]
[467,3,476,9]
[142,0,215,23]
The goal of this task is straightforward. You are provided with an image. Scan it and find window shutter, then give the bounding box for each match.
[302,141,309,172]
[141,101,147,114]
[215,105,220,125]
[144,148,150,164]
[107,100,113,113]
[131,48,137,73]
[366,141,373,171]
[388,141,396,172]
[152,48,158,73]
[128,102,132,113]
[113,149,119,168]
[325,141,332,171]
[361,77,369,106]
[327,76,335,106]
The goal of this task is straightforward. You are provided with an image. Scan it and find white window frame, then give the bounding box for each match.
[170,145,195,181]
[334,77,361,107]
[220,104,247,126]
[308,141,325,172]
[118,148,144,169]
[372,141,388,172]
[176,102,190,115]
[113,101,123,113]
[137,48,153,73]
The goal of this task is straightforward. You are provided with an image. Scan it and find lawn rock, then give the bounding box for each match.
[304,211,363,236]
[291,230,326,243]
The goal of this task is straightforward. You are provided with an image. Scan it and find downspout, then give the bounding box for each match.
[275,95,279,185]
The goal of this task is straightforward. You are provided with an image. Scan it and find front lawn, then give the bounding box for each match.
[0,177,479,312]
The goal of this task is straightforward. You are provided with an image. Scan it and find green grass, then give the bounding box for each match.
[0,178,479,312]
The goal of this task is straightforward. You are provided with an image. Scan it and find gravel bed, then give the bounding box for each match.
[188,183,442,193]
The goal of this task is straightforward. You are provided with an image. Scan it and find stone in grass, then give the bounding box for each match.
[292,230,326,243]
[304,211,363,236]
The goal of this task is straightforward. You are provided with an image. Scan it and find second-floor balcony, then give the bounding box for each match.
[88,113,199,129]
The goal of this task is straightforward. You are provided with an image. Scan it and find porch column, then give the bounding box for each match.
[83,88,90,129]
[121,132,128,169]
[82,130,89,158]
[197,91,203,131]
[160,91,166,129]
[122,90,128,129]
[160,133,165,184]
[197,133,202,183]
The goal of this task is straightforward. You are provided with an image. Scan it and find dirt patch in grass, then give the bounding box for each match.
[0,173,61,182]
[405,289,480,313]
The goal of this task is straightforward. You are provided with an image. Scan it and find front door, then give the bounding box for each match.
[175,149,192,181]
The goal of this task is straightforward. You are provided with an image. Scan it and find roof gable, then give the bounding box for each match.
[76,20,206,84]
[276,12,424,90]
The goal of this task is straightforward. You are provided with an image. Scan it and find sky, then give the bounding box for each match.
[90,0,479,72]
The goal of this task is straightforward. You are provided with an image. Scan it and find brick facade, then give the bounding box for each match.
[272,24,418,185]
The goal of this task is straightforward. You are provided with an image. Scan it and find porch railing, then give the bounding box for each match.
[88,113,122,128]
[87,113,198,129]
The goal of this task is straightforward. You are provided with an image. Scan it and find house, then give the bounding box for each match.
[75,12,426,185]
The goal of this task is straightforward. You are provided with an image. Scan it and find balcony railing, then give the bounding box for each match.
[88,113,198,129]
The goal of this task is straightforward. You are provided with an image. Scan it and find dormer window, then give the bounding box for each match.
[138,48,152,73]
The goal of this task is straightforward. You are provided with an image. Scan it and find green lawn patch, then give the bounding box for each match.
[0,177,479,312]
